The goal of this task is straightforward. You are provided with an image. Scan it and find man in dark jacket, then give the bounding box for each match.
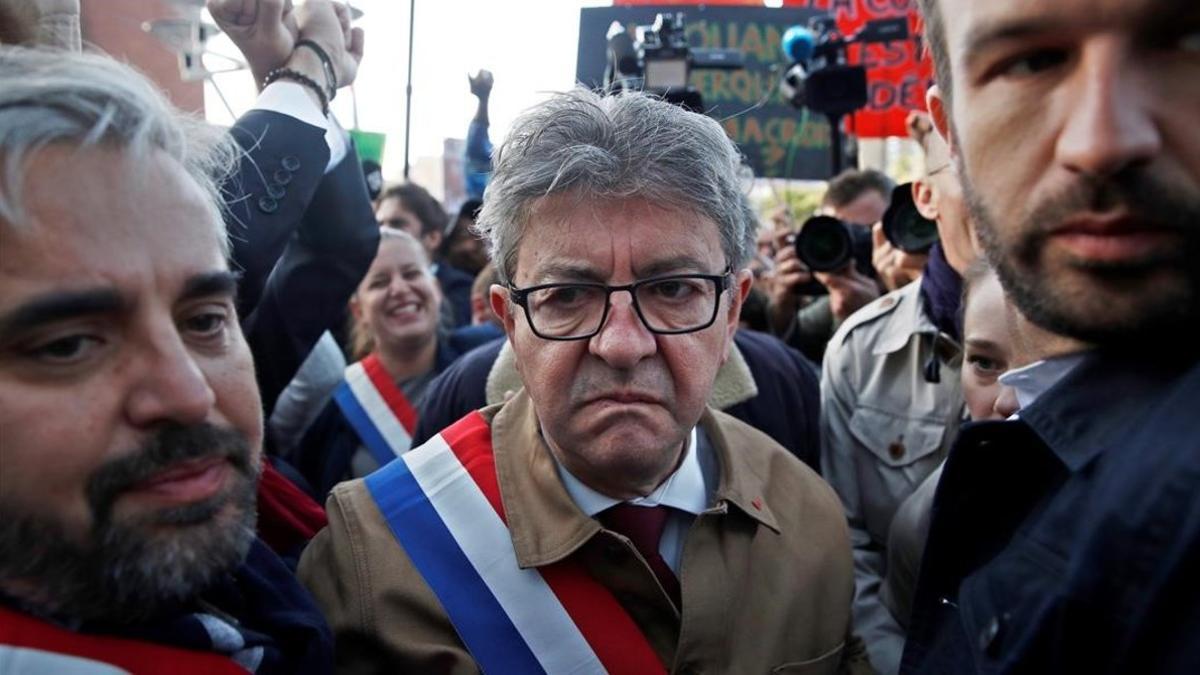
[902,0,1200,672]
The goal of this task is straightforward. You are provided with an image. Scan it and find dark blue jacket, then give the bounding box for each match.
[413,329,823,471]
[436,262,476,329]
[902,350,1200,674]
[227,110,380,417]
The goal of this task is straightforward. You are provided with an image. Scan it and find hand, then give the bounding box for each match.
[871,223,927,292]
[765,228,814,334]
[469,69,494,99]
[291,0,365,89]
[816,265,882,323]
[207,0,298,87]
[0,0,80,50]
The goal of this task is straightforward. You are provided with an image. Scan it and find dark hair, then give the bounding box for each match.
[379,182,448,237]
[916,0,951,103]
[821,169,895,209]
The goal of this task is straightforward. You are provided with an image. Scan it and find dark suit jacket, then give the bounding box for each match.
[225,110,380,417]
[903,350,1200,674]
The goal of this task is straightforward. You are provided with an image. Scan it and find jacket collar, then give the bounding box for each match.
[485,339,758,411]
[1019,348,1186,472]
[485,393,779,569]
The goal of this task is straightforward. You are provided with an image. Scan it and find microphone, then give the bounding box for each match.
[782,25,816,63]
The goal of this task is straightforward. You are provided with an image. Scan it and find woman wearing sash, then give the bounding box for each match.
[294,228,464,498]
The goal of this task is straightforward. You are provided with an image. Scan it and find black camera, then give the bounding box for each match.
[794,215,875,273]
[881,183,939,253]
[604,12,743,112]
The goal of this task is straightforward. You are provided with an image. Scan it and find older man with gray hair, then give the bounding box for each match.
[300,89,869,674]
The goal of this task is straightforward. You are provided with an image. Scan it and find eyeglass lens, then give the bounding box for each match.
[525,277,719,338]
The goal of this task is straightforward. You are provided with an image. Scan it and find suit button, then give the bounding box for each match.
[281,155,301,171]
[274,168,293,185]
[266,183,286,199]
[978,613,1007,656]
[257,196,279,214]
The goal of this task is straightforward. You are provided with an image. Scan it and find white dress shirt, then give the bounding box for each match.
[252,81,348,172]
[555,427,711,575]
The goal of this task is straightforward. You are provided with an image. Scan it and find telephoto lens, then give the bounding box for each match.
[881,183,939,253]
[795,215,867,271]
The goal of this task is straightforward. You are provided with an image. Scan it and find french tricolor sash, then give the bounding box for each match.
[0,605,247,674]
[364,411,668,675]
[333,354,419,467]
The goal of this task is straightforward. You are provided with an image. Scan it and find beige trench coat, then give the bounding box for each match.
[299,391,873,674]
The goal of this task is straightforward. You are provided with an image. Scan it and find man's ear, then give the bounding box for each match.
[721,269,754,363]
[489,283,517,338]
[926,85,958,161]
[913,178,938,221]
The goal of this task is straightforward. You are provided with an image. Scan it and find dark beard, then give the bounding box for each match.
[959,150,1200,348]
[0,423,259,625]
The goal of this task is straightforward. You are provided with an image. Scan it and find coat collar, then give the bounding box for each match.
[484,393,779,569]
[485,339,758,412]
[1019,348,1186,472]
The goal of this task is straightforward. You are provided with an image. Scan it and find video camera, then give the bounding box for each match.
[604,12,743,112]
[780,14,909,117]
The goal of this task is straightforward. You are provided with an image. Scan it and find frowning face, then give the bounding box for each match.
[492,196,750,499]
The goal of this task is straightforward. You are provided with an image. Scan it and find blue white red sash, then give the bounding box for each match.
[333,354,419,467]
[364,411,667,675]
[0,605,247,674]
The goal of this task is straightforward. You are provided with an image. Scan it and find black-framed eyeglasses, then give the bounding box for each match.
[508,267,733,341]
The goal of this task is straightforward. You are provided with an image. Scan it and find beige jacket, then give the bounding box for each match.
[819,280,963,675]
[299,391,873,674]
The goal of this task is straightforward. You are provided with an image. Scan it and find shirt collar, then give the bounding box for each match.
[554,427,708,517]
[998,352,1089,412]
[1018,348,1183,472]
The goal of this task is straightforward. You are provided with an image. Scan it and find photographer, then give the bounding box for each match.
[767,169,891,362]
[819,118,977,674]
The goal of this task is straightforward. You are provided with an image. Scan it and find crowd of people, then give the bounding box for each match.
[1,0,1198,673]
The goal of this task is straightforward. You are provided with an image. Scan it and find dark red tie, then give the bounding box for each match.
[601,503,681,607]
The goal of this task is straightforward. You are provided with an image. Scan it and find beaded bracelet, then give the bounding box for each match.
[295,39,337,101]
[263,67,329,116]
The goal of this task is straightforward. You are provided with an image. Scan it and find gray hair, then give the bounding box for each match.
[475,88,757,285]
[0,47,238,249]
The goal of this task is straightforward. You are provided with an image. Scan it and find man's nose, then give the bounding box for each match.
[1055,39,1161,179]
[588,291,657,369]
[124,327,215,428]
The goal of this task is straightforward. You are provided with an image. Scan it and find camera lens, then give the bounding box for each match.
[795,215,853,271]
[882,183,940,253]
